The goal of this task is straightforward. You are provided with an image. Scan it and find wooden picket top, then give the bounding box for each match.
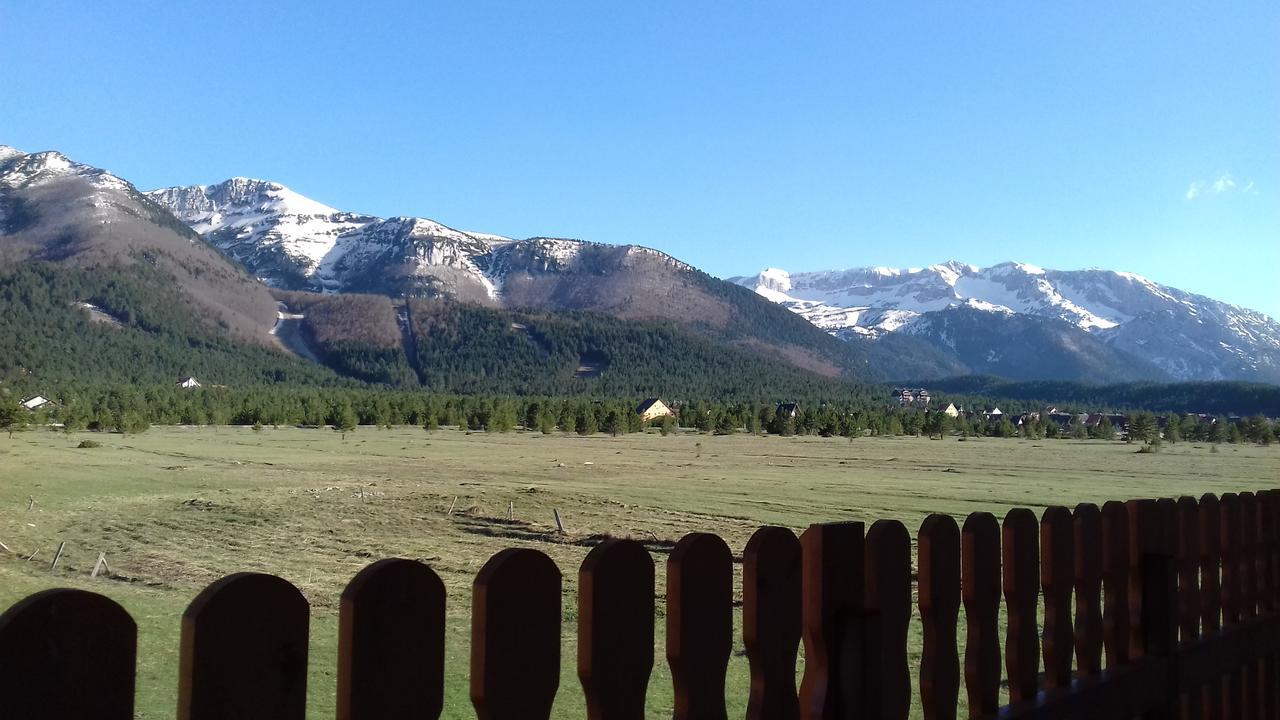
[337,558,446,720]
[4,486,1280,720]
[863,519,912,719]
[1102,499,1132,669]
[668,532,733,720]
[796,521,864,720]
[178,572,310,720]
[0,588,136,720]
[743,526,802,720]
[1073,502,1104,678]
[579,538,655,720]
[471,548,561,720]
[917,513,960,720]
[1041,505,1074,692]
[1002,507,1041,704]
[961,511,1002,717]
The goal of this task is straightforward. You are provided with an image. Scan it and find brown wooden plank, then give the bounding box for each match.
[178,573,310,720]
[962,511,1001,717]
[1003,508,1040,704]
[1200,493,1224,720]
[668,532,733,720]
[1127,499,1178,720]
[1256,490,1277,720]
[0,588,136,720]
[337,558,446,720]
[471,548,562,720]
[1176,497,1204,720]
[1040,505,1074,692]
[918,513,960,720]
[864,519,912,720]
[799,521,865,720]
[580,538,656,720]
[1242,492,1260,720]
[1222,493,1244,720]
[1073,503,1104,678]
[1176,497,1203,643]
[743,526,802,720]
[1102,499,1131,668]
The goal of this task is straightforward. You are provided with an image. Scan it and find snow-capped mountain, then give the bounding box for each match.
[145,179,694,302]
[732,263,1280,383]
[0,146,280,339]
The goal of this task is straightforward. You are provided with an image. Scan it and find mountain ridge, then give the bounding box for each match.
[732,263,1280,384]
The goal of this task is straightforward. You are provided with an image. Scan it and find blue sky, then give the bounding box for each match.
[2,1,1277,316]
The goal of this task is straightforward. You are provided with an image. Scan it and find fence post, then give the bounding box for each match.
[918,514,960,720]
[743,526,802,720]
[863,519,911,719]
[1129,499,1178,720]
[1241,492,1261,720]
[1041,506,1074,692]
[668,532,733,720]
[337,558,446,720]
[0,588,136,720]
[962,512,1001,717]
[471,548,561,720]
[178,573,310,720]
[1003,508,1040,704]
[579,538,655,720]
[799,521,865,720]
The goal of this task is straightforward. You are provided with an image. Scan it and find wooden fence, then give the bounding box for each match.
[2,490,1279,719]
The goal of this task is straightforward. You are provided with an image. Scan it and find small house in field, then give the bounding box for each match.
[776,403,800,420]
[20,395,53,412]
[636,398,674,422]
[942,403,961,418]
[176,376,202,389]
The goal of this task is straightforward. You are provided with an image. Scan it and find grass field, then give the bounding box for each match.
[1,426,1276,719]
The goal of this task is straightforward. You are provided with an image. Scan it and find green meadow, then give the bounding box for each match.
[1,426,1276,719]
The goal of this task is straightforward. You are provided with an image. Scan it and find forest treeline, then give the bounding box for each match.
[1,384,1274,447]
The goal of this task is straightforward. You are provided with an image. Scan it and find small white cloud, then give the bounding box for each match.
[1185,172,1255,200]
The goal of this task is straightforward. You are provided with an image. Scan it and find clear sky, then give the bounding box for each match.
[2,1,1277,316]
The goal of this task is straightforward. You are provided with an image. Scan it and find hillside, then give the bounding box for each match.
[274,290,874,400]
[147,178,877,380]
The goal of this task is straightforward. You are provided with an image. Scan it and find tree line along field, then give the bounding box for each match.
[0,426,1277,719]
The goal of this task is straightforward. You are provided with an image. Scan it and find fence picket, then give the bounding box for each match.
[0,588,136,720]
[1128,499,1178,720]
[580,538,655,720]
[1261,490,1280,720]
[1221,493,1244,719]
[471,548,561,720]
[1176,497,1203,720]
[743,527,802,720]
[1041,506,1074,692]
[918,514,960,720]
[799,521,865,720]
[1242,493,1261,720]
[337,558,446,720]
[864,519,911,720]
[583,535,655,717]
[962,512,1001,717]
[669,532,733,720]
[1073,503,1104,678]
[1200,493,1224,720]
[1102,499,1131,668]
[1003,508,1040,704]
[178,573,310,720]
